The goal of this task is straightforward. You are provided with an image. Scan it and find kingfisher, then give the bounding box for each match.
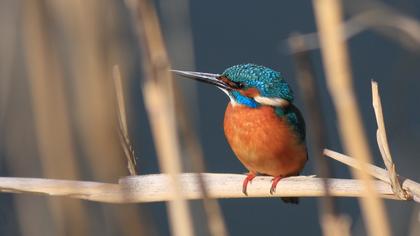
[172,64,307,203]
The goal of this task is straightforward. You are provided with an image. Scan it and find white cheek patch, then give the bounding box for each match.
[254,96,289,107]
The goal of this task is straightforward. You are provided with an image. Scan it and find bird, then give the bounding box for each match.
[172,63,307,203]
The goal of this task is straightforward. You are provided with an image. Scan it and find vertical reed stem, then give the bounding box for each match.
[312,0,391,235]
[289,34,349,236]
[126,0,194,235]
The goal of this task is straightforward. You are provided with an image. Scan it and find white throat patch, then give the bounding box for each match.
[218,87,238,106]
[254,96,289,107]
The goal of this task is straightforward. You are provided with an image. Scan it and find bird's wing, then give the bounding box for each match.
[275,105,306,143]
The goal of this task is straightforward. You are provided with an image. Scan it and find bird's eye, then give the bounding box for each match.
[236,82,245,89]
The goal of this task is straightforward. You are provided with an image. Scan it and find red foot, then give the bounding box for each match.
[242,173,256,195]
[270,175,284,194]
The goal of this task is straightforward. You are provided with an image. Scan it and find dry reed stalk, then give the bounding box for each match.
[174,86,228,236]
[289,34,349,236]
[113,65,137,176]
[409,205,420,236]
[371,81,408,199]
[48,0,125,181]
[22,1,90,235]
[287,5,420,53]
[126,0,194,235]
[1,74,53,233]
[0,0,17,124]
[324,149,420,202]
[112,66,151,235]
[2,146,420,203]
[0,174,406,203]
[158,0,226,234]
[45,0,145,235]
[3,3,53,236]
[312,0,390,235]
[158,0,227,233]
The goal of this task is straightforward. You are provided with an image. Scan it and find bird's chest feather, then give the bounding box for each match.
[223,103,307,176]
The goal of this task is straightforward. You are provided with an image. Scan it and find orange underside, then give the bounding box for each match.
[224,103,307,177]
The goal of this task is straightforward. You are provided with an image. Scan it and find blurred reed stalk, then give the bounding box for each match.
[2,0,54,234]
[174,86,228,236]
[344,0,420,51]
[0,1,16,124]
[287,2,420,53]
[46,0,146,234]
[23,1,89,235]
[125,0,194,235]
[159,0,227,233]
[289,33,350,236]
[409,205,420,236]
[312,0,390,235]
[16,0,148,235]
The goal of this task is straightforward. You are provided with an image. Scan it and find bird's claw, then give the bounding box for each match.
[242,173,256,195]
[270,175,284,195]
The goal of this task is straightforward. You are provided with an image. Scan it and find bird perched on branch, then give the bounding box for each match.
[172,64,307,203]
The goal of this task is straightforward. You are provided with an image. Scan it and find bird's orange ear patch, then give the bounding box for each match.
[240,87,260,97]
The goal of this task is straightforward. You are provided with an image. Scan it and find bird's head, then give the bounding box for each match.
[172,63,294,108]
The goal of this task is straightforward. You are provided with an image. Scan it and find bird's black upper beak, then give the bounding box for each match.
[171,70,235,90]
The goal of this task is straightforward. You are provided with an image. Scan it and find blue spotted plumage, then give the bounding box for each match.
[222,63,294,102]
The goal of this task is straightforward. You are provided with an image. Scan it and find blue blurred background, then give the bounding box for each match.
[0,0,419,235]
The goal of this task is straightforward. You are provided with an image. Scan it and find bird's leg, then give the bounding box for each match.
[270,175,284,194]
[242,172,257,196]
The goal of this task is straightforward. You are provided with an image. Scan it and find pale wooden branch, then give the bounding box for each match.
[324,149,420,203]
[0,174,402,203]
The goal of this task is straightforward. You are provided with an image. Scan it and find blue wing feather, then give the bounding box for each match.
[275,105,306,143]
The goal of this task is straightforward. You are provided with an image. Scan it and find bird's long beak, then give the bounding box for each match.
[171,70,234,90]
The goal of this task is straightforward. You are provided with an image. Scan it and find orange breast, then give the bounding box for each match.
[223,103,307,177]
